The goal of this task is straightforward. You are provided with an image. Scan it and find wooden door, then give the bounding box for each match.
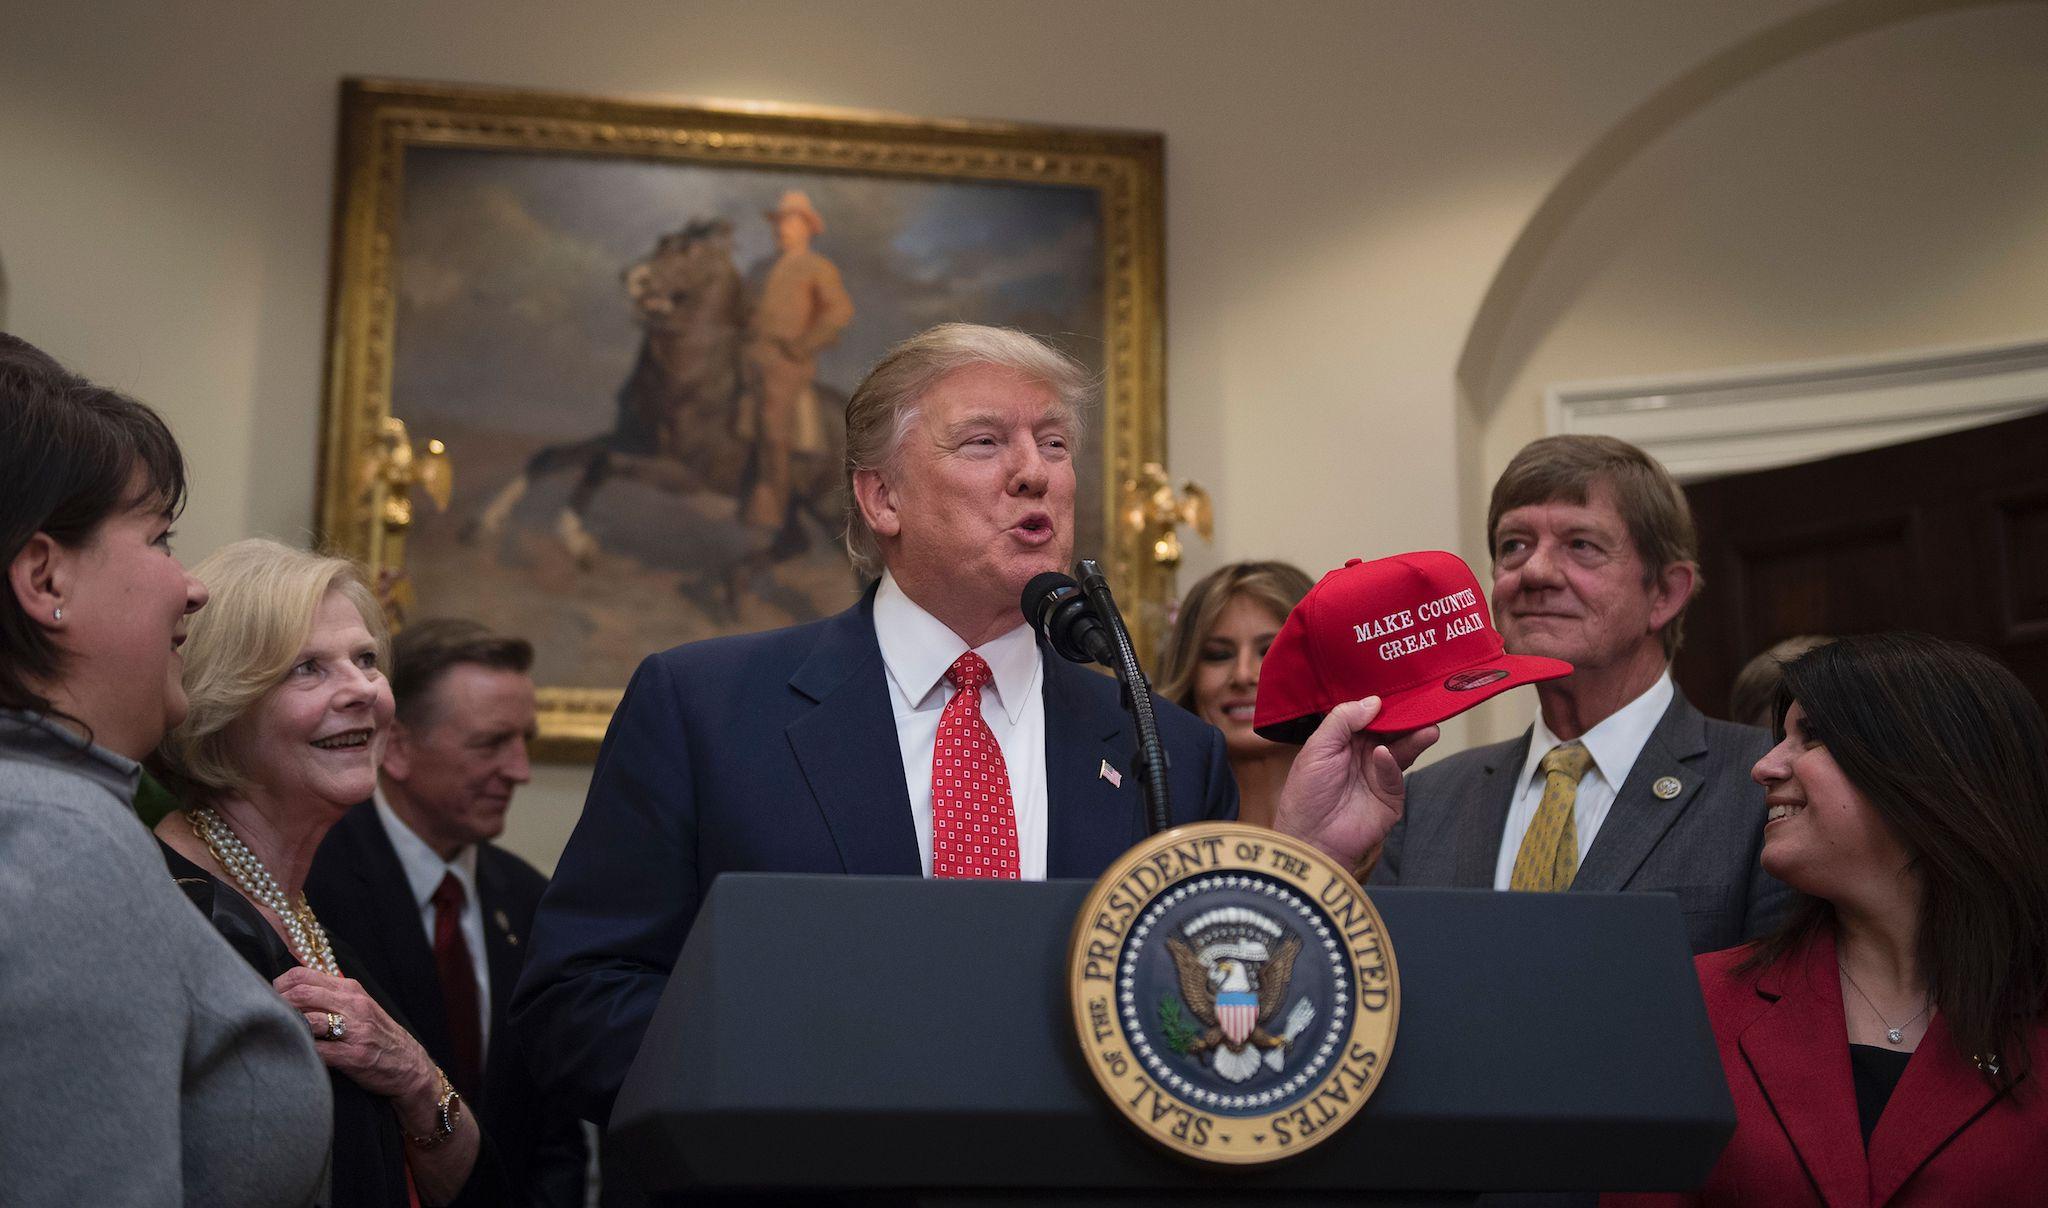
[1676,409,2048,718]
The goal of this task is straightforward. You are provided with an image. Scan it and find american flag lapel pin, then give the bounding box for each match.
[1099,759,1122,789]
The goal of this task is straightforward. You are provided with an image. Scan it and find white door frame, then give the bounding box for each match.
[1546,336,2048,482]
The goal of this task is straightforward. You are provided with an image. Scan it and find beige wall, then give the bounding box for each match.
[1459,0,2048,744]
[8,0,2039,870]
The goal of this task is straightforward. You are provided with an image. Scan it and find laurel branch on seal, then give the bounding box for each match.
[1157,994,1200,1055]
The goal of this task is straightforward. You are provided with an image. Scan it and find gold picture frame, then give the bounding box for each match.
[318,78,1166,760]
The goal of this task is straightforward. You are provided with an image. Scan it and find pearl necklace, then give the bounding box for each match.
[190,806,341,977]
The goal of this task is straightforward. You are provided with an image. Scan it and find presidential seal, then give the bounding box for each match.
[1069,822,1399,1164]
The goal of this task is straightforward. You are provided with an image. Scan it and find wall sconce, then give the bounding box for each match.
[357,416,451,626]
[1122,462,1212,567]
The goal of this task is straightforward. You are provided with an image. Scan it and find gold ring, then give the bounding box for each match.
[322,1011,346,1041]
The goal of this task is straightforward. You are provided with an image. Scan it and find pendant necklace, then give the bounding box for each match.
[1839,960,1929,1046]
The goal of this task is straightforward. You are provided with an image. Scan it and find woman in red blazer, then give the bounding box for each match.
[1609,633,2048,1207]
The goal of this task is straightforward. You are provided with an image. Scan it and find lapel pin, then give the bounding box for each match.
[1652,776,1683,801]
[1099,759,1122,789]
[493,908,513,932]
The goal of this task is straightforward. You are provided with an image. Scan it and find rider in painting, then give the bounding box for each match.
[736,190,854,556]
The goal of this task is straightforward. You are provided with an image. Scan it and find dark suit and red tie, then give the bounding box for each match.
[509,586,1239,1127]
[308,802,589,1208]
[509,325,1430,1142]
[510,332,1252,1130]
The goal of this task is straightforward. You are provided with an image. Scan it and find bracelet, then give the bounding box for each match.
[401,1068,463,1150]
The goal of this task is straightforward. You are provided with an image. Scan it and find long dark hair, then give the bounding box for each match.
[1744,633,2048,1087]
[0,333,188,719]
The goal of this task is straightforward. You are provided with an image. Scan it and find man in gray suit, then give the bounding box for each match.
[1369,435,1791,954]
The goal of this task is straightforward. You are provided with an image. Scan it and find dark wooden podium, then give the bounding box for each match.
[608,876,1732,1205]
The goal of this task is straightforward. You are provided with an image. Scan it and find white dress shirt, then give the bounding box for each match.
[372,790,492,1053]
[1491,671,1675,890]
[873,571,1050,880]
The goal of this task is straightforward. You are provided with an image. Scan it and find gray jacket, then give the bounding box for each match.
[1372,692,1793,954]
[0,710,332,1206]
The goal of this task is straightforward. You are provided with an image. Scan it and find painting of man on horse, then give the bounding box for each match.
[462,198,854,611]
[387,151,1102,689]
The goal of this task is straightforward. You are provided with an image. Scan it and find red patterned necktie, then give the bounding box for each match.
[430,872,484,1099]
[930,651,1020,879]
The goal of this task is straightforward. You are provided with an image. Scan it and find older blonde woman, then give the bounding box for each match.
[155,539,503,1207]
[1157,561,1315,827]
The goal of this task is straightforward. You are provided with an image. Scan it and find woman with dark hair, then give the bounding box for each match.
[1608,633,2048,1206]
[1157,561,1314,827]
[0,334,331,1205]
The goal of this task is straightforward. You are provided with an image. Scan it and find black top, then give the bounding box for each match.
[304,800,590,1208]
[160,839,506,1207]
[1849,1042,1914,1145]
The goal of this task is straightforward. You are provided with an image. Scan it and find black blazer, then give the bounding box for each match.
[308,802,588,1208]
[510,588,1239,1127]
[162,839,512,1208]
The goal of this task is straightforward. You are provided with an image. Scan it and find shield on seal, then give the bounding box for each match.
[1217,990,1258,1046]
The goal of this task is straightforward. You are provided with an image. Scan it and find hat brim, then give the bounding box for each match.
[1365,653,1573,733]
[1253,653,1572,743]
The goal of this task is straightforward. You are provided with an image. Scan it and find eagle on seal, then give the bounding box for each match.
[1166,933,1303,1083]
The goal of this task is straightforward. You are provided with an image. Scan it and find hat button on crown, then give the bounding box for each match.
[1344,558,1363,567]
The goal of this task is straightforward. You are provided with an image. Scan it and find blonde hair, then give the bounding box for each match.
[843,323,1092,579]
[158,539,387,799]
[1156,561,1314,710]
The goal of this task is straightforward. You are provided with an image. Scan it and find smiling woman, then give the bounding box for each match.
[152,539,508,1207]
[0,337,332,1205]
[1605,633,2048,1206]
[1156,561,1314,828]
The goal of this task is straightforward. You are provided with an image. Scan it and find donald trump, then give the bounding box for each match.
[512,323,1431,1125]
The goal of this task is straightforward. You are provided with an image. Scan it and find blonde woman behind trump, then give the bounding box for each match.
[1158,561,1315,828]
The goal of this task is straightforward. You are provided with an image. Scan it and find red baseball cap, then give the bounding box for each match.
[1253,550,1573,742]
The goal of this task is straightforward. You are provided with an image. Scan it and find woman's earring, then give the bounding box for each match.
[52,607,63,621]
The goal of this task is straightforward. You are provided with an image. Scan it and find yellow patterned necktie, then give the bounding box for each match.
[1510,741,1596,892]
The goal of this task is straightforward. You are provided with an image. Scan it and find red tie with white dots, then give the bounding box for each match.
[930,652,1020,879]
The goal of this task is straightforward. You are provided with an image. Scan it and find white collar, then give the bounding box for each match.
[872,571,1041,725]
[1519,669,1675,790]
[372,788,480,911]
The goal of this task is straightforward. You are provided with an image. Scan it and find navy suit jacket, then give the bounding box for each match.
[510,591,1238,1124]
[307,803,588,1208]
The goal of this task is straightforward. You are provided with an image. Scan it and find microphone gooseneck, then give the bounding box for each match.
[1074,560,1174,836]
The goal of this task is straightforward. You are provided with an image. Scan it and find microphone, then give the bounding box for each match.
[1027,562,1174,836]
[1023,572,1113,665]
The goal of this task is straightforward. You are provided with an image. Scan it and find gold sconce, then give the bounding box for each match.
[1122,462,1213,567]
[357,416,452,626]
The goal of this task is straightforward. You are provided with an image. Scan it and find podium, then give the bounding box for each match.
[610,875,1732,1204]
